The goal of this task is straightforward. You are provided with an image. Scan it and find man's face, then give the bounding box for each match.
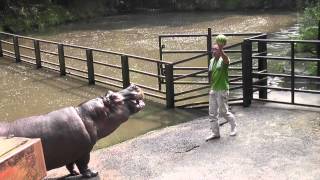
[212,45,220,58]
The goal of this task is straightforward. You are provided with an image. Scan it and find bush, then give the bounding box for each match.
[296,2,320,54]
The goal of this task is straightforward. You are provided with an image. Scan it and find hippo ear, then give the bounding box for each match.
[108,93,124,104]
[105,90,114,97]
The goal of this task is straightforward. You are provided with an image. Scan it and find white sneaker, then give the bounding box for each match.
[206,133,220,141]
[230,127,237,136]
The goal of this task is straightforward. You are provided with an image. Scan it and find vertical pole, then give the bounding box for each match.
[121,55,130,88]
[86,49,95,85]
[34,40,41,68]
[257,34,268,99]
[207,28,212,83]
[242,39,253,107]
[165,64,174,108]
[158,36,163,91]
[0,38,3,57]
[58,44,66,76]
[291,42,295,104]
[317,20,320,76]
[13,36,20,63]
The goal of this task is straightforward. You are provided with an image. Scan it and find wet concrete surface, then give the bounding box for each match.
[46,102,320,180]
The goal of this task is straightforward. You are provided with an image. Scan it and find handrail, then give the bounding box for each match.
[172,53,207,65]
[0,32,171,65]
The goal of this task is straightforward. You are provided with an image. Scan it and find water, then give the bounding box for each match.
[0,11,299,149]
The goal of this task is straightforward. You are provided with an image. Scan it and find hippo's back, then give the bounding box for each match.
[9,107,94,170]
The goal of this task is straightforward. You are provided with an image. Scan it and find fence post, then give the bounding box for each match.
[34,40,41,68]
[242,39,253,107]
[165,64,174,108]
[207,28,212,83]
[86,49,95,85]
[0,38,3,57]
[290,42,295,104]
[58,44,66,76]
[121,55,130,88]
[257,34,267,99]
[13,36,20,63]
[317,20,320,76]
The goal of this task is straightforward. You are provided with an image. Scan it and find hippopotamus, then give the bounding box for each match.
[0,84,145,178]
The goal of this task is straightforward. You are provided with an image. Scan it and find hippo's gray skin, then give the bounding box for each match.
[0,84,145,178]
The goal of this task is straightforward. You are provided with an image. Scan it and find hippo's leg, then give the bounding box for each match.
[66,163,80,176]
[76,153,98,178]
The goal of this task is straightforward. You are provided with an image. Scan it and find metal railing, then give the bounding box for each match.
[242,37,320,108]
[0,32,171,105]
[159,28,262,108]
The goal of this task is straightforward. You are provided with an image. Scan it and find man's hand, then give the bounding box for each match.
[218,44,229,65]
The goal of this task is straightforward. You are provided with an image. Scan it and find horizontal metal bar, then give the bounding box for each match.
[253,98,320,108]
[40,49,58,56]
[143,91,166,100]
[174,81,208,85]
[129,68,163,78]
[176,101,208,108]
[252,55,291,61]
[42,60,60,67]
[229,85,243,91]
[64,54,87,62]
[173,66,206,70]
[173,74,207,78]
[1,40,13,45]
[229,82,242,85]
[93,49,170,65]
[131,83,165,94]
[20,58,36,65]
[294,89,320,94]
[294,57,320,62]
[229,60,242,66]
[295,75,320,80]
[253,72,291,78]
[229,77,242,82]
[93,60,122,69]
[41,65,60,72]
[175,92,208,102]
[19,44,35,51]
[68,71,88,79]
[66,66,87,74]
[95,73,123,83]
[2,49,14,54]
[250,38,320,44]
[20,54,35,60]
[159,34,208,38]
[0,32,59,45]
[95,78,123,89]
[175,85,210,96]
[253,85,291,91]
[174,69,208,81]
[162,50,206,54]
[172,53,208,65]
[3,53,15,59]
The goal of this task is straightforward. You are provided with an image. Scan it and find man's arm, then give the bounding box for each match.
[219,45,230,65]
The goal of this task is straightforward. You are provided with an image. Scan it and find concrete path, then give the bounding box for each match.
[46,102,320,180]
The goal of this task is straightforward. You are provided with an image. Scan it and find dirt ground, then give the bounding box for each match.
[46,102,320,180]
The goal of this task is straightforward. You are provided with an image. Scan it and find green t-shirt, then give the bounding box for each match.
[209,57,229,90]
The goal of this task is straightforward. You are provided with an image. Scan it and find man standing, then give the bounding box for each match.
[206,34,237,141]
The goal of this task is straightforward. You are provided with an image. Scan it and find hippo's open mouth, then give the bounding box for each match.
[120,84,145,113]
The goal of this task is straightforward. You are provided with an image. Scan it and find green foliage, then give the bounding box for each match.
[296,2,320,54]
[1,4,74,33]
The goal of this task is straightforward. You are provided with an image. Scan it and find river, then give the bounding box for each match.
[0,11,299,149]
